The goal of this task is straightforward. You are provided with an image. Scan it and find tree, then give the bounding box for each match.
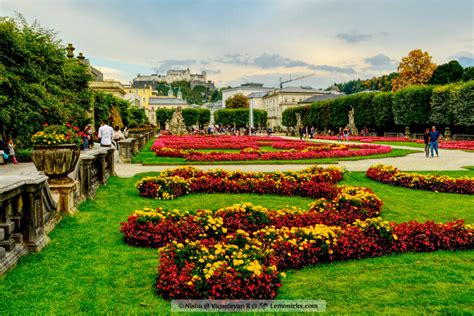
[462,67,474,81]
[0,15,93,147]
[225,93,249,109]
[428,60,464,85]
[392,49,437,91]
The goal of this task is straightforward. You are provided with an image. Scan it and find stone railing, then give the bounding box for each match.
[0,174,58,274]
[0,146,116,274]
[117,132,154,163]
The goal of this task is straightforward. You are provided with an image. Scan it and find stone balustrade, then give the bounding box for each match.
[117,132,154,162]
[0,174,57,274]
[0,146,116,274]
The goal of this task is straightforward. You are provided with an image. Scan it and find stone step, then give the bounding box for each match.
[0,239,15,252]
[11,233,23,244]
[0,221,15,235]
[0,228,4,241]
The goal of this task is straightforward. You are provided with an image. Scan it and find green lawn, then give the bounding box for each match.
[132,140,417,165]
[372,141,425,148]
[0,170,472,314]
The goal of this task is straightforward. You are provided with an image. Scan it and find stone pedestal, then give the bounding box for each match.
[118,139,133,163]
[49,181,78,214]
[405,126,411,139]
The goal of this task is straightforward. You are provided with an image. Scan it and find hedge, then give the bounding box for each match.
[156,108,211,129]
[282,80,474,133]
[214,108,267,128]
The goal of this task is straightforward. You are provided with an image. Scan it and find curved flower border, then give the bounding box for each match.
[121,166,473,299]
[151,136,392,162]
[366,164,474,194]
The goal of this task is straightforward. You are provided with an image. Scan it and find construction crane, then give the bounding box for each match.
[279,73,316,89]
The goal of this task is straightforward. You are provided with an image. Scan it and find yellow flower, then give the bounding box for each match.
[187,281,193,286]
[280,272,286,278]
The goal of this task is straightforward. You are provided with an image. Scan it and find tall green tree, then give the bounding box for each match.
[428,60,464,85]
[0,15,93,147]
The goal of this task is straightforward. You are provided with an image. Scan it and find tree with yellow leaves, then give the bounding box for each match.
[392,49,437,91]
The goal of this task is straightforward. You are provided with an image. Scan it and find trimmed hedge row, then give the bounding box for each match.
[214,108,267,128]
[156,108,210,129]
[283,80,474,133]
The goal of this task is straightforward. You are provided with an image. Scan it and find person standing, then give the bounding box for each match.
[8,139,18,164]
[82,124,91,150]
[98,120,114,148]
[423,128,430,158]
[429,125,441,158]
[343,127,349,142]
[338,128,343,142]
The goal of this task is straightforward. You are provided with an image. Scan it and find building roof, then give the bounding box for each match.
[278,86,319,93]
[299,93,345,104]
[149,97,187,105]
[247,91,268,98]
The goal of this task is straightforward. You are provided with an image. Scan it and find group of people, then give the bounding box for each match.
[81,121,128,150]
[0,138,18,164]
[299,126,316,140]
[338,127,351,142]
[423,125,441,158]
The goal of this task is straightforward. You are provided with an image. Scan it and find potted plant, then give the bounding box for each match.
[31,123,82,183]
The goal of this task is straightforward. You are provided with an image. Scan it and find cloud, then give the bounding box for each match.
[254,53,307,69]
[337,30,372,43]
[154,59,196,73]
[364,54,397,70]
[217,53,252,66]
[217,53,354,74]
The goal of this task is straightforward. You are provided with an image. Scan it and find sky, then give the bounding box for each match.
[2,0,473,88]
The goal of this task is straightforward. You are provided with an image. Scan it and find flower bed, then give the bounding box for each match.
[366,164,474,194]
[121,167,473,299]
[151,135,392,162]
[135,166,344,199]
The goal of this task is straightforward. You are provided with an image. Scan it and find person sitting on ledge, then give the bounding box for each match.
[98,120,114,148]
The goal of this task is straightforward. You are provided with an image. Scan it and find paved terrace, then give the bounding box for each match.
[1,139,472,177]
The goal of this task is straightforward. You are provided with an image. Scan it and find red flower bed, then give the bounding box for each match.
[366,164,474,194]
[121,167,473,299]
[136,166,344,199]
[150,135,392,161]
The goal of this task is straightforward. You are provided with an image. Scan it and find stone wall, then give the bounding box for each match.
[0,147,116,274]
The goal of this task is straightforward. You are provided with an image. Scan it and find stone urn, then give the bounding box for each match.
[32,144,80,183]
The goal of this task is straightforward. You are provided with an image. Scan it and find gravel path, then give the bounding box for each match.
[1,140,472,178]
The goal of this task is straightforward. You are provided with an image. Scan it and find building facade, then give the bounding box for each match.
[221,83,274,108]
[133,69,208,85]
[263,86,331,128]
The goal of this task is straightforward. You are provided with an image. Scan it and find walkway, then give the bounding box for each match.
[3,141,472,177]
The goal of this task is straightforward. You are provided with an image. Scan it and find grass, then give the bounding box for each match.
[371,141,425,148]
[0,170,472,314]
[131,140,417,165]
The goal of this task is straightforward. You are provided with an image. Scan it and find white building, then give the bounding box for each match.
[263,86,332,128]
[221,83,274,107]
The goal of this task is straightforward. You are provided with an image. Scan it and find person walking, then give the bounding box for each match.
[7,139,18,164]
[338,128,343,142]
[429,125,441,158]
[423,128,430,158]
[98,120,114,148]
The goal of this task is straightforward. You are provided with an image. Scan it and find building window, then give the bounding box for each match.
[292,98,295,102]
